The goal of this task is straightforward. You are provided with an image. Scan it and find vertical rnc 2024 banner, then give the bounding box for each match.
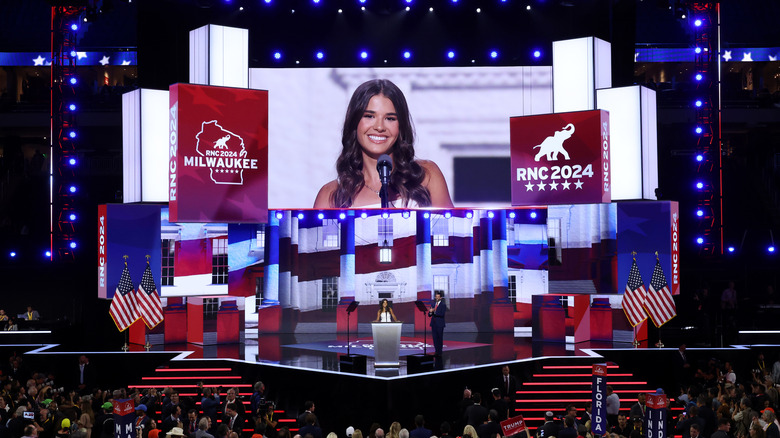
[591,364,608,435]
[646,393,669,438]
[169,83,268,223]
[510,110,610,206]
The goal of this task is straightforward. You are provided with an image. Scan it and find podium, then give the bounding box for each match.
[371,322,402,368]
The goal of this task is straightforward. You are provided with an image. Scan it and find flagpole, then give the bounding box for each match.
[631,251,640,348]
[121,255,130,352]
[144,254,153,351]
[653,251,665,349]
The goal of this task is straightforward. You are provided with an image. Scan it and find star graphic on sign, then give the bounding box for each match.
[99,56,110,66]
[77,52,87,60]
[525,181,534,191]
[549,181,559,190]
[742,52,752,62]
[770,55,778,61]
[722,50,732,61]
[561,180,571,190]
[574,180,584,189]
[121,60,131,66]
[537,182,546,191]
[33,55,45,66]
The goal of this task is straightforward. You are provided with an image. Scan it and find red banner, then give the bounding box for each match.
[670,202,680,295]
[510,110,610,206]
[169,84,268,223]
[500,415,527,437]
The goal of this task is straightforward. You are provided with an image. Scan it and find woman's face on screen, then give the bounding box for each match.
[357,94,399,159]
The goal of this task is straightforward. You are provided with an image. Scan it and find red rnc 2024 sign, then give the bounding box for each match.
[500,415,527,437]
[169,83,268,223]
[510,110,610,206]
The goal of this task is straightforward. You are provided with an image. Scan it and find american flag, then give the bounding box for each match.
[621,259,648,327]
[109,264,138,331]
[645,259,677,327]
[136,262,164,329]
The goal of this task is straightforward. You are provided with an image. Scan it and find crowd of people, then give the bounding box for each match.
[0,307,41,331]
[1,351,780,438]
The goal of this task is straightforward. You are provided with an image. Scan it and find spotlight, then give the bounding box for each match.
[696,210,704,217]
[487,211,494,219]
[275,211,283,220]
[69,213,76,221]
[359,0,366,3]
[526,5,531,10]
[429,7,433,12]
[69,185,77,193]
[273,51,282,60]
[9,252,16,258]
[70,77,77,85]
[476,8,481,13]
[239,6,243,10]
[530,211,537,219]
[533,50,541,58]
[69,104,76,111]
[402,211,410,219]
[70,50,77,57]
[405,0,412,3]
[508,211,516,219]
[696,237,704,244]
[402,50,411,59]
[316,51,324,60]
[265,0,271,3]
[694,100,703,107]
[444,212,452,219]
[360,51,369,59]
[727,246,735,253]
[695,73,703,81]
[423,212,430,219]
[69,158,77,166]
[312,0,320,3]
[770,246,776,253]
[490,50,498,59]
[447,50,455,59]
[70,242,77,249]
[70,24,78,31]
[466,211,473,219]
[297,212,304,220]
[360,212,368,219]
[361,6,365,10]
[317,212,325,220]
[696,154,704,162]
[69,131,77,138]
[695,126,703,134]
[382,212,389,219]
[45,251,52,258]
[694,19,702,27]
[694,47,702,54]
[405,6,410,10]
[339,212,346,220]
[338,8,342,12]
[696,182,704,189]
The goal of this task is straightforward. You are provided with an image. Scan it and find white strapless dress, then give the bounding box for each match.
[379,312,392,322]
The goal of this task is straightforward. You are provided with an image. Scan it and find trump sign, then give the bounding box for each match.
[510,110,610,205]
[169,83,268,223]
[500,415,527,437]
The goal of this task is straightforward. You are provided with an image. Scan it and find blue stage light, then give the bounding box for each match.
[316,51,324,60]
[727,246,735,253]
[402,211,410,219]
[696,237,704,244]
[447,51,455,59]
[70,77,77,85]
[694,100,703,107]
[695,126,703,134]
[70,50,77,57]
[508,211,516,219]
[70,242,77,249]
[360,51,369,60]
[694,19,702,27]
[423,212,430,219]
[490,50,498,59]
[530,211,537,219]
[695,73,703,81]
[696,182,704,189]
[444,212,452,219]
[297,212,304,220]
[69,131,76,138]
[360,212,368,219]
[312,0,320,4]
[487,211,494,219]
[264,0,271,3]
[273,51,282,60]
[770,246,776,253]
[69,158,77,166]
[405,0,412,3]
[533,50,541,58]
[275,211,283,220]
[317,212,325,220]
[9,252,16,258]
[696,210,704,217]
[69,185,77,193]
[69,213,76,221]
[71,24,78,31]
[69,104,76,111]
[696,154,704,162]
[45,251,52,258]
[694,47,702,54]
[403,51,411,59]
[339,212,346,220]
[466,211,473,219]
[382,212,389,219]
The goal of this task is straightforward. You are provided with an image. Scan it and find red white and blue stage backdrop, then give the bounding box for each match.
[510,110,611,206]
[168,84,268,223]
[97,204,161,299]
[229,209,549,333]
[159,207,228,297]
[616,201,680,296]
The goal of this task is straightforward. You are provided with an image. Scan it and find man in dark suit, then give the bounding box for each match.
[465,393,490,427]
[222,403,244,434]
[298,414,323,438]
[297,401,318,427]
[409,415,432,438]
[428,291,447,357]
[497,365,518,411]
[76,355,96,396]
[220,388,246,417]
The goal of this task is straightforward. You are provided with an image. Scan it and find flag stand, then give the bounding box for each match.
[122,331,129,352]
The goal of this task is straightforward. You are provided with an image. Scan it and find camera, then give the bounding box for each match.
[23,411,35,420]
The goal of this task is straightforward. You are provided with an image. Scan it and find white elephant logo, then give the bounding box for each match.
[533,123,575,161]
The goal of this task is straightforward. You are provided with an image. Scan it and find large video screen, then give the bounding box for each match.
[249,66,553,209]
